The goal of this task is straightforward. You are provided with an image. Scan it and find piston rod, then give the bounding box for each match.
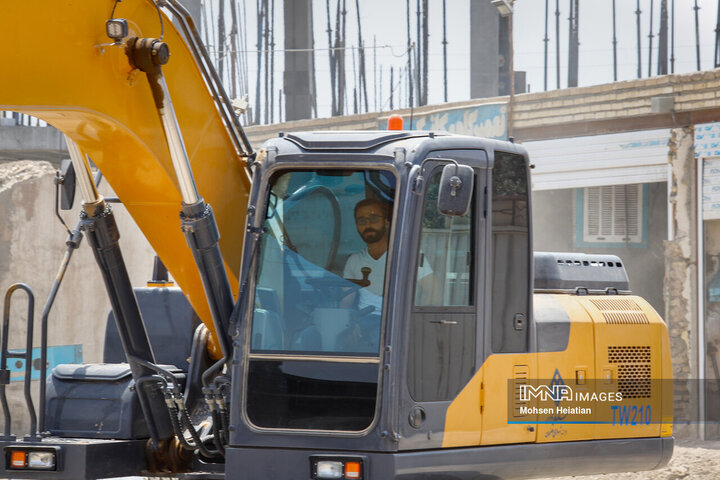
[64,137,173,443]
[129,37,234,360]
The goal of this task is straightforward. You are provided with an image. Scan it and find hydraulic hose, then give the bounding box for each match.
[166,401,195,451]
[210,409,226,456]
[137,364,223,458]
[179,400,219,459]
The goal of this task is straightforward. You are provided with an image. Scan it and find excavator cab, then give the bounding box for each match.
[225,131,532,478]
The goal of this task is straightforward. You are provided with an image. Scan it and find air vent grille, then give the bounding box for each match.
[590,298,649,324]
[513,365,529,418]
[608,346,651,399]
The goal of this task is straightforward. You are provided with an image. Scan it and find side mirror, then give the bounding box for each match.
[437,163,474,216]
[59,159,76,210]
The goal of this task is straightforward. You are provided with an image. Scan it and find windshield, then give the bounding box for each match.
[250,169,396,357]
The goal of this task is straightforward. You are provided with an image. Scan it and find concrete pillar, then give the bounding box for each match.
[283,0,314,121]
[470,0,499,99]
[665,126,699,438]
[498,15,511,96]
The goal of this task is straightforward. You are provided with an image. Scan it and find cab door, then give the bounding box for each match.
[400,152,488,449]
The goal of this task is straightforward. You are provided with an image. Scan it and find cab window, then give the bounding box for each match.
[491,151,530,353]
[246,168,396,431]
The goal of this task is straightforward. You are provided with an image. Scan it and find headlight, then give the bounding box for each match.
[28,451,56,470]
[316,460,344,479]
[105,18,129,42]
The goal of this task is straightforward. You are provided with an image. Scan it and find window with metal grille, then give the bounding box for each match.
[580,184,645,245]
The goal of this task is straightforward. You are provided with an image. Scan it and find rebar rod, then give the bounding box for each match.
[333,0,345,115]
[254,0,263,124]
[648,0,654,77]
[374,35,378,111]
[636,0,642,78]
[262,0,270,123]
[715,0,720,67]
[612,0,618,81]
[390,66,394,110]
[217,0,226,82]
[406,0,413,107]
[339,0,348,114]
[671,0,675,72]
[415,0,421,104]
[567,0,579,87]
[326,0,337,116]
[355,0,368,112]
[695,0,701,70]
[443,0,448,100]
[229,0,238,99]
[544,0,550,90]
[555,0,560,88]
[659,0,668,74]
[421,0,428,105]
[269,0,275,123]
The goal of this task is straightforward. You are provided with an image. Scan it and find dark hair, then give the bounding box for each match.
[354,197,390,219]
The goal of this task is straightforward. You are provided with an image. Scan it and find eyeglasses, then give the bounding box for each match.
[356,214,384,225]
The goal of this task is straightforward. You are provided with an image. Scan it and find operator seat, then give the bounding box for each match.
[103,286,201,371]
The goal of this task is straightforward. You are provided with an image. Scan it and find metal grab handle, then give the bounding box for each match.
[38,240,80,435]
[1,283,37,440]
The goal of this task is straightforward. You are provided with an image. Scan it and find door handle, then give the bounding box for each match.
[430,319,458,325]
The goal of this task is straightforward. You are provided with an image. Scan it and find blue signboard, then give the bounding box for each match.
[7,344,83,381]
[380,103,508,140]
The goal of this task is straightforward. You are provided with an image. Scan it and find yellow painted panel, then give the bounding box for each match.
[480,353,537,446]
[442,351,538,447]
[443,294,671,448]
[441,369,484,447]
[535,295,597,442]
[580,296,666,440]
[0,1,250,345]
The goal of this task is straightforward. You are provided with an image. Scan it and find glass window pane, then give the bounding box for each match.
[250,169,396,356]
[414,171,473,307]
[247,360,377,431]
[491,152,530,353]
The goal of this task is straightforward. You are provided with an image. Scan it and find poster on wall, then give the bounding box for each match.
[379,103,507,140]
[704,158,720,220]
[695,123,720,220]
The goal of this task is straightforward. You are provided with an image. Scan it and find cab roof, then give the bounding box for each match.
[281,131,444,151]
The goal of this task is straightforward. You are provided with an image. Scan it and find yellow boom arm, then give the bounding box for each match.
[0,0,251,345]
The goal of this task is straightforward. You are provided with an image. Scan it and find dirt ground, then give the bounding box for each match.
[538,440,720,480]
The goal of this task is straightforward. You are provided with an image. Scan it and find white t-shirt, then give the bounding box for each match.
[343,249,387,311]
[342,249,434,312]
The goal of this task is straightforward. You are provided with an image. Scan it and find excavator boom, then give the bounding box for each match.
[0,0,251,340]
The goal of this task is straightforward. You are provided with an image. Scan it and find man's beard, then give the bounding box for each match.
[361,228,384,243]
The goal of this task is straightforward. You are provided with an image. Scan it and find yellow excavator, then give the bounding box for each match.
[0,1,672,479]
